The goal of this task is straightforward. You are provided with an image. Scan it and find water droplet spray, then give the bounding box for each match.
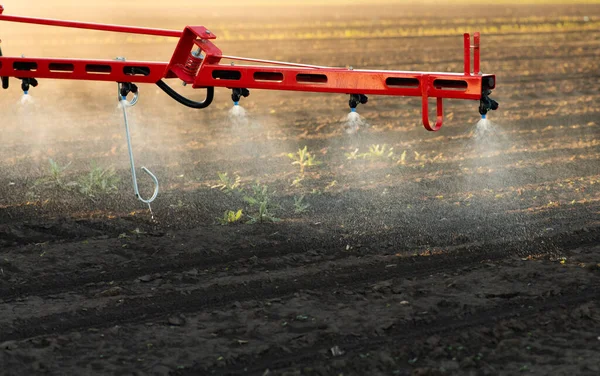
[344,108,369,134]
[19,91,34,105]
[344,94,370,134]
[228,101,249,127]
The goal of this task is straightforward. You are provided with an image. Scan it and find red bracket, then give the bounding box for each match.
[421,75,444,132]
[165,26,222,85]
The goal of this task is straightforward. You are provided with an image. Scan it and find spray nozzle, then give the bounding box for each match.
[117,82,140,106]
[231,88,250,104]
[119,82,138,97]
[479,89,498,116]
[349,94,368,110]
[20,78,38,93]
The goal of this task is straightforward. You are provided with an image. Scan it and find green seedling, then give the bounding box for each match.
[347,145,395,161]
[397,150,407,165]
[291,175,304,187]
[78,162,120,198]
[33,158,72,189]
[48,158,71,186]
[362,144,395,160]
[294,195,310,214]
[211,172,242,193]
[414,151,444,163]
[244,183,279,224]
[345,148,361,160]
[288,146,321,176]
[218,209,243,225]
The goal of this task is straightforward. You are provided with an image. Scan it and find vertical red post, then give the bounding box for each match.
[474,32,480,75]
[463,33,471,76]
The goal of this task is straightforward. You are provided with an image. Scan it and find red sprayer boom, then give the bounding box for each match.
[0,5,499,205]
[0,5,498,131]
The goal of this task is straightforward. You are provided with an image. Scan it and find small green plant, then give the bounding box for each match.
[361,144,395,160]
[346,145,395,161]
[413,151,444,163]
[397,150,407,165]
[48,158,71,186]
[244,183,279,224]
[325,180,337,191]
[218,209,243,225]
[211,172,242,193]
[78,163,120,198]
[291,176,304,187]
[33,158,72,189]
[287,146,321,176]
[345,148,361,160]
[293,195,310,214]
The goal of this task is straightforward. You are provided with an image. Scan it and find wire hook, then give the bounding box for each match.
[118,85,159,204]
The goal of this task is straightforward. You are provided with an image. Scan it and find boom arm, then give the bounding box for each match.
[0,5,498,131]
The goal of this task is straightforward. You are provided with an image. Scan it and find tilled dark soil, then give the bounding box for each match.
[1,2,600,375]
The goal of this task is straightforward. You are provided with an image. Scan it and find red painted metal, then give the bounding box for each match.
[474,32,481,75]
[463,33,471,76]
[194,64,488,100]
[0,7,497,131]
[0,56,169,83]
[165,26,222,85]
[422,75,444,132]
[0,12,181,37]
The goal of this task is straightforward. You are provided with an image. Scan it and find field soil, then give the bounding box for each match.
[1,2,600,375]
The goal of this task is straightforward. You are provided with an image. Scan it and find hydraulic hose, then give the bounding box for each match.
[156,79,214,109]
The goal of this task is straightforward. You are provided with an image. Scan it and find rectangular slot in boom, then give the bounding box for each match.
[433,79,468,91]
[85,64,112,74]
[49,63,75,72]
[296,73,327,84]
[385,77,419,88]
[13,61,38,71]
[212,70,242,80]
[254,71,284,82]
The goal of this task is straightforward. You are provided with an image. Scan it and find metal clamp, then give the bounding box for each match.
[118,82,139,106]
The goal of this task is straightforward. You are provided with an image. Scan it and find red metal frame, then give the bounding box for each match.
[0,6,496,131]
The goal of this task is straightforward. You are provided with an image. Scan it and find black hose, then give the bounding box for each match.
[0,46,8,89]
[156,79,214,109]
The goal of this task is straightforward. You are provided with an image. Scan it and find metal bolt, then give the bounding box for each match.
[206,30,211,35]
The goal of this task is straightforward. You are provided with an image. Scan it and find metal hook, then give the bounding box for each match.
[118,86,159,204]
